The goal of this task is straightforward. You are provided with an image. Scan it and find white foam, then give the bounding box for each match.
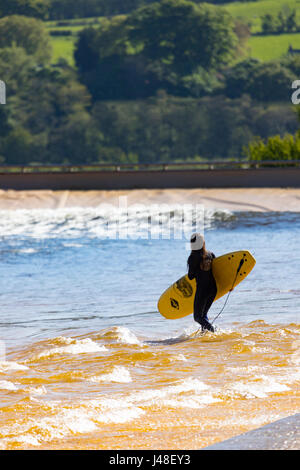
[166,377,210,394]
[128,377,210,405]
[170,354,187,362]
[0,206,232,240]
[11,435,40,447]
[93,405,144,424]
[290,340,300,365]
[18,248,37,254]
[0,375,212,448]
[229,376,290,399]
[114,327,142,345]
[226,365,265,374]
[0,398,144,448]
[63,243,83,248]
[0,380,18,391]
[30,338,107,360]
[161,395,220,409]
[59,409,98,434]
[0,361,29,372]
[24,385,47,396]
[0,406,99,448]
[76,396,145,425]
[89,366,132,383]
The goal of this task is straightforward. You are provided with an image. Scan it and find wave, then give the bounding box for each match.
[88,366,132,384]
[0,206,234,240]
[0,361,29,372]
[1,207,299,242]
[97,326,142,346]
[225,376,291,399]
[0,380,18,391]
[0,364,296,449]
[25,337,107,362]
[0,376,212,447]
[1,322,298,447]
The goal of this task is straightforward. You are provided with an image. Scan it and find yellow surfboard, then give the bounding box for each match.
[157,251,256,320]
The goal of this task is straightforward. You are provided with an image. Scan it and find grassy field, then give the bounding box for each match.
[225,0,300,33]
[248,32,300,61]
[51,37,76,65]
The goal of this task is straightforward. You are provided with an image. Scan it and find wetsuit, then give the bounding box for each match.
[187,251,217,332]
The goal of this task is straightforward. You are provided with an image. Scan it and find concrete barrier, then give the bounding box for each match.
[204,413,300,450]
[0,167,300,190]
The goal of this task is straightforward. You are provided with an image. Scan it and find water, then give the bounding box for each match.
[0,207,299,449]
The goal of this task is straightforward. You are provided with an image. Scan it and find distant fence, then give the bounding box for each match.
[0,160,300,174]
[0,160,299,190]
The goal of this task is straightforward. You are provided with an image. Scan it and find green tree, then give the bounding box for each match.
[277,11,286,33]
[48,111,106,164]
[0,0,49,19]
[75,0,238,100]
[286,8,297,33]
[75,16,129,73]
[261,14,278,35]
[74,28,100,74]
[48,0,146,19]
[180,67,224,97]
[1,127,36,164]
[127,0,238,75]
[224,58,260,99]
[2,62,94,164]
[246,63,296,102]
[245,134,299,162]
[261,8,298,34]
[0,15,52,64]
[0,46,36,96]
[0,105,11,162]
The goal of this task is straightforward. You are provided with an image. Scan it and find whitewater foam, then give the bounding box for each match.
[0,361,29,372]
[0,380,18,391]
[228,376,290,399]
[113,327,142,346]
[0,206,233,240]
[28,338,107,361]
[89,366,132,384]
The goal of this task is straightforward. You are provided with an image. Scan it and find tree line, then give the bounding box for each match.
[0,0,299,166]
[0,0,259,20]
[261,7,298,35]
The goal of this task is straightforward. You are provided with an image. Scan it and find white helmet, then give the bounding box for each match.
[190,233,204,251]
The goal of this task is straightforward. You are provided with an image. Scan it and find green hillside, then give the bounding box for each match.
[1,0,299,166]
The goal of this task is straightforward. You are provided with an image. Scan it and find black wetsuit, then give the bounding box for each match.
[187,251,217,332]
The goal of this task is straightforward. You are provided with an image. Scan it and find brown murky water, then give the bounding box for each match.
[0,321,299,449]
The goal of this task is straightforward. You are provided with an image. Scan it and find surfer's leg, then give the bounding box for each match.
[199,285,217,332]
[194,289,213,332]
[200,317,215,332]
[200,312,215,332]
[193,287,206,325]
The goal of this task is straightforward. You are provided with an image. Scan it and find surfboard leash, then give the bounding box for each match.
[211,257,245,327]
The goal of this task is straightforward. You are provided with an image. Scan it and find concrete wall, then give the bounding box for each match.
[0,167,300,190]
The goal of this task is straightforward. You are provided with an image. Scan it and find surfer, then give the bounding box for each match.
[187,233,217,332]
